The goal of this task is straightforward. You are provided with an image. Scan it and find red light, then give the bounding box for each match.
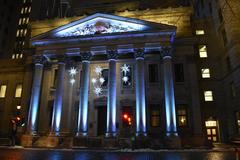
[128,117,131,122]
[123,114,128,119]
[16,117,21,121]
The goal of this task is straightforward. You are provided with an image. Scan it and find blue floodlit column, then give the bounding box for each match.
[27,56,44,135]
[50,59,65,136]
[162,47,178,136]
[134,49,147,136]
[106,50,118,137]
[76,52,92,136]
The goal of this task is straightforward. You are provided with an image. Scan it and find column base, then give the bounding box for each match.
[103,136,118,148]
[75,132,88,137]
[136,132,147,137]
[105,132,117,138]
[21,134,40,147]
[49,131,61,137]
[164,134,181,149]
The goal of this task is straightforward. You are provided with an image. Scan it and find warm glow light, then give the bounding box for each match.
[205,120,217,127]
[123,114,128,119]
[16,117,21,121]
[17,105,21,110]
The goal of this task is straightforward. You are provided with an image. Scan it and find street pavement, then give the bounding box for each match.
[0,147,237,160]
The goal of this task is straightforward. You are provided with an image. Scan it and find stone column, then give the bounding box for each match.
[106,50,118,137]
[50,57,66,136]
[134,49,147,136]
[162,47,178,136]
[27,56,44,135]
[76,52,92,136]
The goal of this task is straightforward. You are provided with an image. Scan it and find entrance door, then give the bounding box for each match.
[205,120,219,142]
[97,106,107,136]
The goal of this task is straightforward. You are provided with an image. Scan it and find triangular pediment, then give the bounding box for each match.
[32,13,176,41]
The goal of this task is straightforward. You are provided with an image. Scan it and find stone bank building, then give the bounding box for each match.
[0,0,240,148]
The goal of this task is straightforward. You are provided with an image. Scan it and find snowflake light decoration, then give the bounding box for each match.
[121,64,130,75]
[95,66,102,75]
[99,77,105,84]
[91,78,97,83]
[94,87,103,96]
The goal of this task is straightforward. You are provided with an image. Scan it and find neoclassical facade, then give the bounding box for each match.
[21,13,204,148]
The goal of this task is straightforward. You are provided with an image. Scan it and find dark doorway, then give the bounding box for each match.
[97,106,107,136]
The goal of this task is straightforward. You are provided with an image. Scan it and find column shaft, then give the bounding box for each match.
[50,62,65,136]
[163,56,177,136]
[76,60,90,136]
[135,50,147,136]
[106,59,117,137]
[27,63,44,135]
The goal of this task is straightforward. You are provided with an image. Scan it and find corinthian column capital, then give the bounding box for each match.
[80,51,92,62]
[33,55,45,64]
[134,48,145,59]
[107,49,118,60]
[161,46,173,58]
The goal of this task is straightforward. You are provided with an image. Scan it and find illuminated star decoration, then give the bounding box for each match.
[69,67,77,76]
[69,67,77,85]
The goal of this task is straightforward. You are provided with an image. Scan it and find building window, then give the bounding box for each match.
[21,8,24,14]
[0,85,7,98]
[149,64,159,83]
[15,84,22,98]
[28,7,31,13]
[12,54,15,59]
[174,63,184,82]
[121,64,132,87]
[150,106,160,127]
[209,2,212,14]
[236,112,240,134]
[177,105,188,127]
[196,30,205,35]
[204,91,213,101]
[199,45,208,58]
[101,69,108,87]
[201,68,211,78]
[18,18,22,25]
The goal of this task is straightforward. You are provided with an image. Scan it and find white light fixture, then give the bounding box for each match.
[121,64,130,74]
[70,78,76,85]
[99,77,105,84]
[92,78,97,83]
[17,105,21,110]
[122,76,129,82]
[94,87,102,95]
[69,67,77,77]
[95,66,103,75]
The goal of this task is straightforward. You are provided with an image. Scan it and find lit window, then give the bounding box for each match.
[15,84,23,98]
[177,105,188,127]
[16,30,19,37]
[12,54,15,59]
[25,7,28,13]
[150,106,160,127]
[230,82,236,97]
[204,91,213,101]
[236,112,240,134]
[26,18,29,24]
[16,54,19,59]
[24,29,27,36]
[28,7,31,13]
[21,8,24,14]
[205,120,217,127]
[22,41,25,46]
[196,30,205,35]
[0,85,7,98]
[201,68,210,78]
[18,19,22,25]
[23,0,26,3]
[22,18,26,24]
[198,45,207,58]
[199,45,208,58]
[20,54,23,58]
